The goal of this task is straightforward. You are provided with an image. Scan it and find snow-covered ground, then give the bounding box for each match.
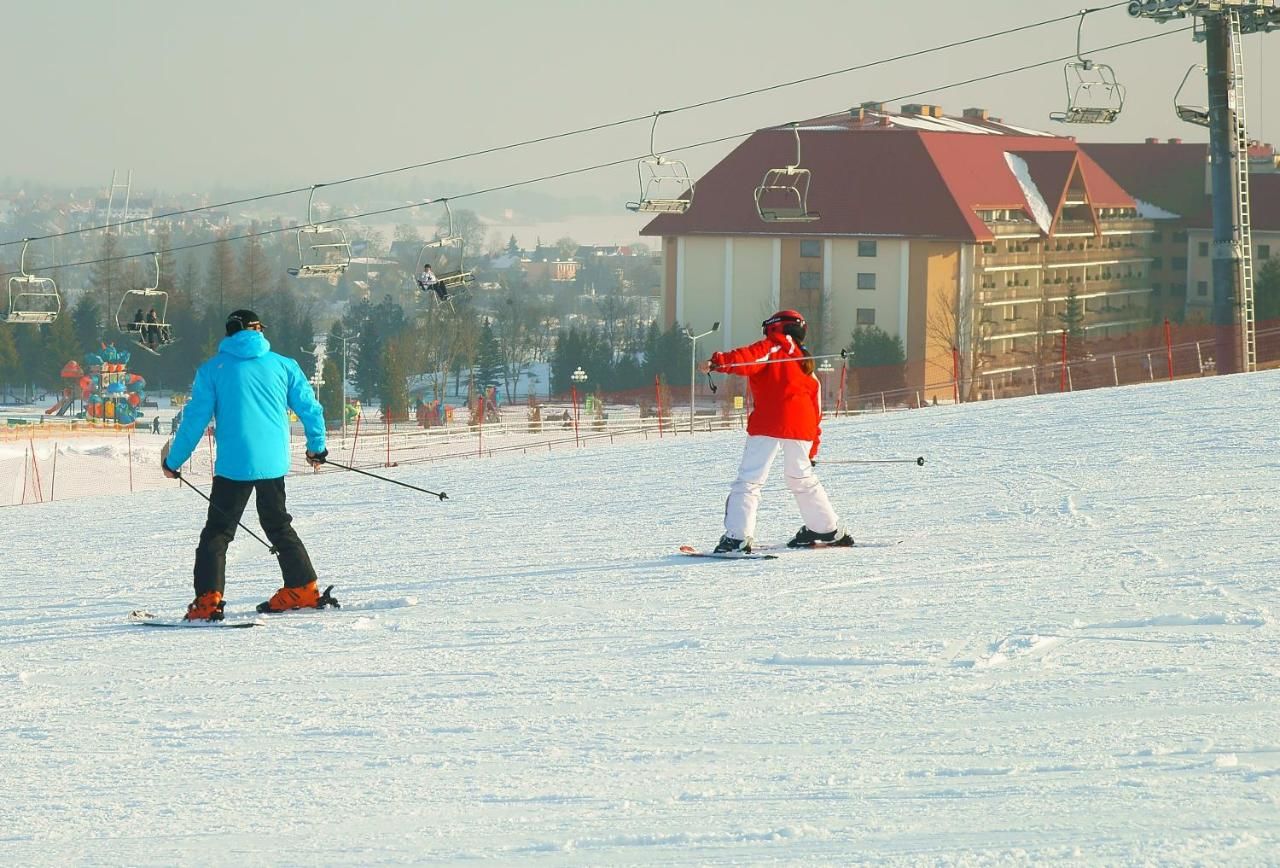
[4,372,1279,864]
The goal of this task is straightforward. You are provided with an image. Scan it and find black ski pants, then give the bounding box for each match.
[193,476,317,596]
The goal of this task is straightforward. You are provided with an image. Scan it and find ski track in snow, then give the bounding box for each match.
[4,372,1280,863]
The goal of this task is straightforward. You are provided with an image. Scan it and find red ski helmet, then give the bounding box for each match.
[762,309,806,342]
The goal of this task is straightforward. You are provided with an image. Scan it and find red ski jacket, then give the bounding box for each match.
[709,335,822,458]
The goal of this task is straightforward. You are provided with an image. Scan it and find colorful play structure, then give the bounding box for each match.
[46,343,147,426]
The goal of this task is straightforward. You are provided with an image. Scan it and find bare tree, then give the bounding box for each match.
[596,294,637,350]
[925,284,983,401]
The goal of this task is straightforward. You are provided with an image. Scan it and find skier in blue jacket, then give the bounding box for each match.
[162,309,330,621]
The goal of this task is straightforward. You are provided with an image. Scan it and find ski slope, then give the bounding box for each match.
[4,372,1279,865]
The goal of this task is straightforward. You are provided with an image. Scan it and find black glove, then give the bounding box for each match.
[306,449,328,465]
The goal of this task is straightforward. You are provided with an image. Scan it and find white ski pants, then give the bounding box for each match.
[723,435,840,541]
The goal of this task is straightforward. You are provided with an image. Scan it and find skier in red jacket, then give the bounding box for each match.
[700,309,851,553]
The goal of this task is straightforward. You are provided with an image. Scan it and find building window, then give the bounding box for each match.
[857,272,876,290]
[1173,230,1189,243]
[856,308,876,326]
[858,240,877,257]
[1172,257,1188,271]
[1198,241,1210,257]
[800,240,822,258]
[1151,283,1163,296]
[1259,244,1271,260]
[1151,230,1164,243]
[1197,281,1209,297]
[1151,256,1163,271]
[799,271,821,290]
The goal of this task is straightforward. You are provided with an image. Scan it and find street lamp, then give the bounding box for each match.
[570,366,587,447]
[328,333,355,443]
[683,322,719,434]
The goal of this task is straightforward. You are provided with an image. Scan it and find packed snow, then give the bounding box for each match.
[3,371,1279,864]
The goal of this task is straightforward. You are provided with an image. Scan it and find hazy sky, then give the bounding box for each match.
[4,0,1277,211]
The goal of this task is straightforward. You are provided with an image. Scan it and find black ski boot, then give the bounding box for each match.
[714,534,753,554]
[786,525,854,548]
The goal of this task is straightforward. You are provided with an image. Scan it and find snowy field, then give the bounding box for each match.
[4,371,1279,865]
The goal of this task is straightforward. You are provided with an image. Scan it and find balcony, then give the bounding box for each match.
[980,251,1043,271]
[988,222,1043,239]
[978,317,1044,340]
[1044,246,1150,267]
[979,288,1043,306]
[1097,218,1156,235]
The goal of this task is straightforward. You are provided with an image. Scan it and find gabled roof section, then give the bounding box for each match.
[1013,151,1077,217]
[1080,142,1208,217]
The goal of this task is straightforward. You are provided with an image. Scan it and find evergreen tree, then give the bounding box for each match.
[319,356,343,423]
[42,314,81,389]
[88,233,124,333]
[847,325,907,395]
[1256,258,1280,323]
[506,234,520,256]
[12,325,47,400]
[71,294,103,352]
[0,324,19,401]
[1058,284,1086,360]
[206,233,238,312]
[240,228,271,309]
[379,337,410,420]
[475,319,503,389]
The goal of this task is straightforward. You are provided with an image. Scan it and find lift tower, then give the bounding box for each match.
[1130,1,1280,374]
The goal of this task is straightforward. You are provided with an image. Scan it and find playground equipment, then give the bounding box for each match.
[44,361,84,416]
[80,343,147,426]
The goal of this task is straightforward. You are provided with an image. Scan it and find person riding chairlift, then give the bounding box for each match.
[416,263,448,302]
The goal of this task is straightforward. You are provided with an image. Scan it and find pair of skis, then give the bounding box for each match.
[129,585,340,628]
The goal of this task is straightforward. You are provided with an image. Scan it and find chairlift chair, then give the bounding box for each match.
[114,252,174,353]
[415,200,474,303]
[754,123,820,223]
[1048,11,1126,125]
[625,112,694,214]
[5,239,61,324]
[287,185,352,277]
[1174,64,1210,127]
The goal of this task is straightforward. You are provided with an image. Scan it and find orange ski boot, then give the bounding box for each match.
[256,582,340,614]
[183,591,225,622]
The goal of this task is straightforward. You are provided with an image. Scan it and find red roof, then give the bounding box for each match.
[643,124,1135,243]
[1080,142,1209,218]
[1183,172,1280,231]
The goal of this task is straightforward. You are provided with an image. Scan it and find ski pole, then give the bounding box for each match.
[322,458,449,500]
[713,348,848,371]
[818,456,925,466]
[175,474,279,554]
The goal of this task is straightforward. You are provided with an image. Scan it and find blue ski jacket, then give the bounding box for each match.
[166,330,326,481]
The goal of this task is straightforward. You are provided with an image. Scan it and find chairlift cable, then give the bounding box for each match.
[0,26,1190,281]
[0,2,1133,250]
